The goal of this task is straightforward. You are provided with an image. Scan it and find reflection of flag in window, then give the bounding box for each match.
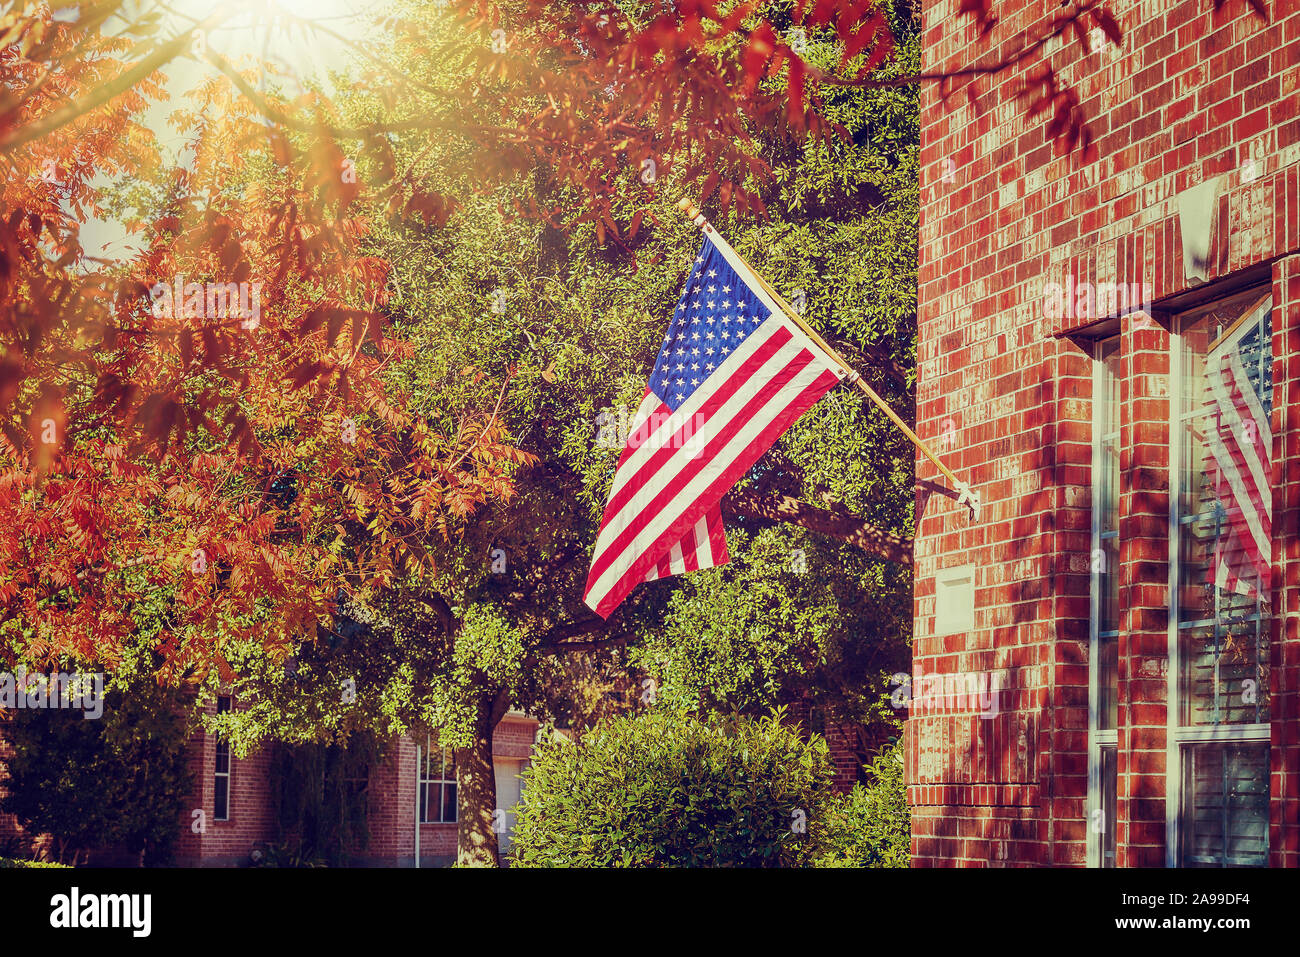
[1204,300,1272,597]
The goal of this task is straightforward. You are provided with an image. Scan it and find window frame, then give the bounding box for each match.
[418,738,457,825]
[213,695,232,823]
[1087,335,1120,869]
[1165,286,1273,868]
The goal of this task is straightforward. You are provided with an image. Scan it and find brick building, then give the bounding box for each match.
[1,701,540,867]
[909,0,1300,866]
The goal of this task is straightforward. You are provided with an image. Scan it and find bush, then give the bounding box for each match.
[810,738,910,867]
[509,708,832,867]
[0,857,70,868]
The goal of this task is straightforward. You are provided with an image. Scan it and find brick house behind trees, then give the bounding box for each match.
[1,697,874,865]
[909,0,1300,866]
[0,701,541,867]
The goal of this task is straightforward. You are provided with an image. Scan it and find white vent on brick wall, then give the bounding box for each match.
[934,564,975,636]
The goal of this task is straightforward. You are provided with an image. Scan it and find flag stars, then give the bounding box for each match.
[705,362,715,371]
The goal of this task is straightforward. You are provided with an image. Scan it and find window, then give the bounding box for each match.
[214,696,231,822]
[934,564,975,636]
[1170,288,1272,867]
[1087,336,1119,868]
[419,740,456,824]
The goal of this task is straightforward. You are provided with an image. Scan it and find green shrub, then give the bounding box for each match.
[509,708,832,867]
[0,857,70,868]
[810,738,910,867]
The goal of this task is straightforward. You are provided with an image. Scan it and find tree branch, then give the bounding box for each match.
[531,609,633,656]
[721,488,913,566]
[412,589,456,637]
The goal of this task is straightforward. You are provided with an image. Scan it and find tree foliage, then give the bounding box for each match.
[0,663,194,865]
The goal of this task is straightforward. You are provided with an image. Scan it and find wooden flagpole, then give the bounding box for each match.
[676,198,979,520]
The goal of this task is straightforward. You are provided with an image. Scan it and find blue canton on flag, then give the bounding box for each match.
[650,239,768,411]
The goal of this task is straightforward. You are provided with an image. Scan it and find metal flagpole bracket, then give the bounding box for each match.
[954,481,981,522]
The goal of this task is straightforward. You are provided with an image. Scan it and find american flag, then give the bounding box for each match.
[582,232,844,618]
[1204,298,1272,597]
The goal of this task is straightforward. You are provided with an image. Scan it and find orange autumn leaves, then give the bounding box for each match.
[0,8,531,678]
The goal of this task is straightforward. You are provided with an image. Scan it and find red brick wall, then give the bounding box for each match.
[912,0,1300,866]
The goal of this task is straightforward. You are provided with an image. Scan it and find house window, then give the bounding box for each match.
[214,696,231,822]
[419,740,457,824]
[1170,288,1272,867]
[1087,336,1119,868]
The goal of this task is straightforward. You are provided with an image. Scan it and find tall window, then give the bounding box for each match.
[419,740,457,824]
[1170,289,1272,867]
[1088,336,1119,868]
[214,696,231,822]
